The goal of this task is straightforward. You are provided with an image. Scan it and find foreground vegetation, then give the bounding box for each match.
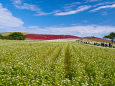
[0,40,115,86]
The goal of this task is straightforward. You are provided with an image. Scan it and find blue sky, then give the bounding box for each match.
[0,0,115,37]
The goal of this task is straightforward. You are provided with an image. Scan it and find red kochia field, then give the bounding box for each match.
[25,34,81,40]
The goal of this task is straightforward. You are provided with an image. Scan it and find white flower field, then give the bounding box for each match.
[0,40,115,86]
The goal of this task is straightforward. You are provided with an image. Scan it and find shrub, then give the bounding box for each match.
[8,32,26,40]
[0,34,3,39]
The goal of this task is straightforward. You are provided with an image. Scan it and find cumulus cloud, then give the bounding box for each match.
[55,5,91,16]
[25,25,115,37]
[0,3,24,28]
[2,25,115,37]
[91,4,115,12]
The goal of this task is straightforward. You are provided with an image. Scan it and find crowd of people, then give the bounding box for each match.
[77,40,113,48]
[94,42,112,48]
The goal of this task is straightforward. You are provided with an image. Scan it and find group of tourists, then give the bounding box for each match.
[77,40,113,48]
[94,42,112,48]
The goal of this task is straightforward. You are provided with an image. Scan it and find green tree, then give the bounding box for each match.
[0,34,3,39]
[103,32,115,43]
[0,34,9,40]
[8,32,26,40]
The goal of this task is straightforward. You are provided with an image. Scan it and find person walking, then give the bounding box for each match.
[109,43,112,48]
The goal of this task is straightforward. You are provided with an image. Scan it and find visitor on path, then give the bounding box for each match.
[105,43,108,47]
[97,43,98,46]
[101,42,104,47]
[109,43,112,48]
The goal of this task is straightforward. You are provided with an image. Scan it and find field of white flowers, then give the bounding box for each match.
[0,40,115,86]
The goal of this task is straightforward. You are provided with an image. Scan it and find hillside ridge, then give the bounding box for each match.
[0,32,110,42]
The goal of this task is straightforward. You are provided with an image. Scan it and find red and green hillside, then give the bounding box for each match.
[0,32,111,42]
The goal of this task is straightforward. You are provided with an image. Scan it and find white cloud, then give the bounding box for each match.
[13,0,22,4]
[55,5,91,16]
[1,24,115,37]
[91,4,115,12]
[95,1,115,6]
[86,0,99,2]
[15,3,40,11]
[0,3,24,28]
[12,0,115,16]
[25,25,115,37]
[64,2,81,11]
[12,0,49,16]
